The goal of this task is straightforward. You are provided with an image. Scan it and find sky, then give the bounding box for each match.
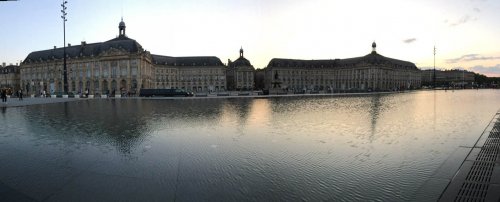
[1,0,500,76]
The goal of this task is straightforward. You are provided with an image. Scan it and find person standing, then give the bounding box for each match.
[19,90,23,101]
[1,90,6,102]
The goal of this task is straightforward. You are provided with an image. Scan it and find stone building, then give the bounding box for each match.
[227,47,255,91]
[265,42,421,92]
[21,19,154,96]
[421,69,474,86]
[20,19,228,96]
[0,64,20,93]
[254,68,266,90]
[152,54,226,92]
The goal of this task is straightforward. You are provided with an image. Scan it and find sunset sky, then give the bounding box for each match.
[1,0,499,76]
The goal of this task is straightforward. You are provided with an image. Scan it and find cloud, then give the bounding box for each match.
[446,54,500,63]
[473,7,481,12]
[470,64,500,77]
[449,15,472,26]
[403,38,416,43]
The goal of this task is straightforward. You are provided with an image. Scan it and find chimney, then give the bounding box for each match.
[68,43,71,47]
[54,46,57,49]
[81,41,86,46]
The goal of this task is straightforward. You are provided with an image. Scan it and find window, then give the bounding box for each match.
[131,60,138,77]
[103,64,109,77]
[87,67,91,78]
[120,60,128,76]
[121,66,127,76]
[94,65,100,78]
[79,64,84,78]
[131,67,137,76]
[111,61,118,78]
[71,65,77,78]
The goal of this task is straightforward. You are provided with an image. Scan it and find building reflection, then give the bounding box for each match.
[221,98,253,126]
[369,95,381,139]
[22,99,230,155]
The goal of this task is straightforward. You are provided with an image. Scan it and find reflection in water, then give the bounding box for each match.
[369,95,381,139]
[19,99,234,156]
[433,90,437,132]
[0,90,499,201]
[222,98,253,126]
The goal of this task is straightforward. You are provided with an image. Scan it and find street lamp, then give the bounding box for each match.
[61,0,68,94]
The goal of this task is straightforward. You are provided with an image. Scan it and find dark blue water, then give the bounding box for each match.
[1,90,499,201]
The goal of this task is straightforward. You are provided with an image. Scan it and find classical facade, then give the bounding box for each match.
[227,47,255,90]
[0,64,20,92]
[20,19,227,95]
[152,55,226,92]
[21,19,154,96]
[265,42,421,92]
[18,21,424,95]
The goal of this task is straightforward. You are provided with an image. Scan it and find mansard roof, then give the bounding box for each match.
[152,54,224,67]
[267,51,418,70]
[1,65,20,74]
[23,36,144,63]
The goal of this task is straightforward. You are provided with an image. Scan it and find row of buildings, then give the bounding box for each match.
[2,20,425,95]
[421,69,475,86]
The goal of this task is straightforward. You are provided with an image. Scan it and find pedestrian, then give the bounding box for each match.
[0,90,4,102]
[19,90,23,101]
[1,90,7,103]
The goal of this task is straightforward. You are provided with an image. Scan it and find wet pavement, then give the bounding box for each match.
[0,181,34,202]
[0,97,80,108]
[439,110,500,201]
[0,90,499,201]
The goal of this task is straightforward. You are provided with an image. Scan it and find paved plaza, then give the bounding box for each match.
[1,90,499,201]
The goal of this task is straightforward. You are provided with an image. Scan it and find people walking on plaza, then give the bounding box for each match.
[18,90,23,101]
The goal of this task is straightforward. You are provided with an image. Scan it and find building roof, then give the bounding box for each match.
[267,51,418,70]
[1,65,20,74]
[23,35,144,63]
[228,47,254,69]
[230,57,253,68]
[151,54,224,67]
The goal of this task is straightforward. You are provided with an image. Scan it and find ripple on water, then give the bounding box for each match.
[0,90,499,201]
